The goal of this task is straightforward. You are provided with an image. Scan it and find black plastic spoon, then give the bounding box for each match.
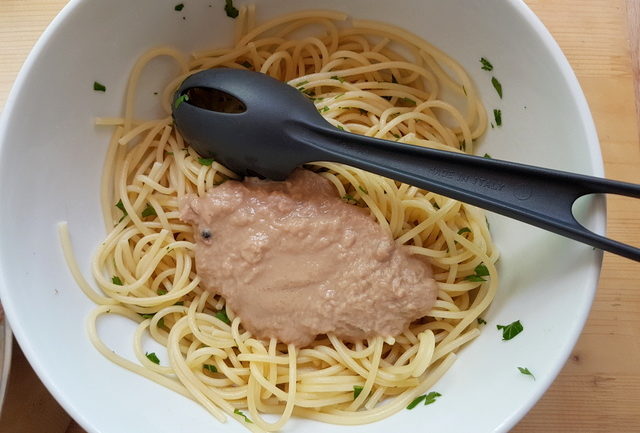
[172,68,640,261]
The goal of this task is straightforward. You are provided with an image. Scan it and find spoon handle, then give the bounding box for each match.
[293,122,640,261]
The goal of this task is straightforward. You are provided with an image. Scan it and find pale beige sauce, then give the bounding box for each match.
[180,169,438,347]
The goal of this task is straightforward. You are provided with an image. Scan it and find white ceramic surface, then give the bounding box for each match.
[0,0,604,432]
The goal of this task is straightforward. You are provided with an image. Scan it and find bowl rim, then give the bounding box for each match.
[0,0,605,431]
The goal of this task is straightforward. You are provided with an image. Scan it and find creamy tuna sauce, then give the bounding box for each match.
[180,169,438,347]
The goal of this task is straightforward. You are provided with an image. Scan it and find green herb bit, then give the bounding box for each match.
[400,97,417,106]
[423,391,442,405]
[406,395,426,409]
[174,3,184,11]
[112,276,123,286]
[457,227,471,235]
[204,364,218,373]
[174,301,185,306]
[480,57,493,71]
[215,308,231,325]
[140,313,154,319]
[145,352,160,365]
[483,153,492,159]
[93,81,106,92]
[353,385,364,399]
[518,367,535,380]
[115,199,128,218]
[331,75,345,83]
[197,157,215,166]
[496,320,524,341]
[358,185,368,195]
[337,125,345,131]
[296,80,309,87]
[157,317,165,328]
[493,109,502,126]
[141,203,157,218]
[464,262,490,282]
[391,133,400,139]
[174,93,189,109]
[234,408,252,423]
[491,77,503,99]
[157,288,168,295]
[477,317,487,325]
[474,263,490,277]
[318,106,330,113]
[342,194,357,204]
[224,0,239,18]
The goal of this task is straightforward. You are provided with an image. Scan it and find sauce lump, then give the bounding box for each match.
[180,169,438,347]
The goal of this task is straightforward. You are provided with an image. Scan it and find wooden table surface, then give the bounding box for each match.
[1,1,639,432]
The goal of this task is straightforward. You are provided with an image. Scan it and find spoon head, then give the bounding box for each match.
[172,68,325,180]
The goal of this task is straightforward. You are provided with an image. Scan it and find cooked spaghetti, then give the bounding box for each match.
[59,7,498,432]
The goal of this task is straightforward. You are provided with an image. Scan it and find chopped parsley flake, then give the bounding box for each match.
[174,3,184,11]
[215,308,231,325]
[493,109,502,126]
[423,391,442,405]
[353,385,363,399]
[198,157,215,166]
[492,77,503,98]
[319,106,330,113]
[497,320,524,340]
[234,408,252,423]
[174,93,189,109]
[342,194,357,203]
[157,317,165,328]
[480,57,493,71]
[457,227,471,235]
[204,364,218,373]
[224,0,239,18]
[518,367,535,380]
[477,317,487,325]
[407,391,441,409]
[115,199,128,218]
[93,81,106,92]
[157,288,168,295]
[331,75,345,83]
[145,352,160,365]
[337,125,345,131]
[465,262,490,282]
[400,97,417,106]
[140,313,154,319]
[407,395,426,409]
[484,153,492,159]
[141,203,157,218]
[112,276,123,286]
[358,185,368,195]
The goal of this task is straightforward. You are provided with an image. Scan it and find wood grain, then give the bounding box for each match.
[0,1,639,432]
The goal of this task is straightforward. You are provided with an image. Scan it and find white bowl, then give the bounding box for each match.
[0,0,604,432]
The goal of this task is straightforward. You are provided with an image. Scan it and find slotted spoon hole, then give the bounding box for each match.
[573,193,639,250]
[185,87,246,113]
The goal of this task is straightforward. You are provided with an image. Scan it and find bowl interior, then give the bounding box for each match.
[0,0,603,432]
